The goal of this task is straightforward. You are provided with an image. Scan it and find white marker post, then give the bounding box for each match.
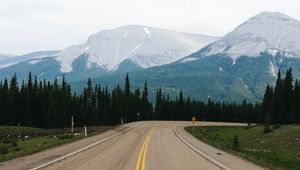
[121,117,124,125]
[84,126,87,137]
[71,116,74,134]
[137,112,140,121]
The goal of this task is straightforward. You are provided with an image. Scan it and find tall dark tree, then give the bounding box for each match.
[283,68,293,123]
[262,84,273,123]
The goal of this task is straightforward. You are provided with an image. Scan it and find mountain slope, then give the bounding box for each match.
[199,12,300,64]
[0,25,219,80]
[0,53,15,60]
[80,12,300,102]
[56,25,219,72]
[0,51,59,69]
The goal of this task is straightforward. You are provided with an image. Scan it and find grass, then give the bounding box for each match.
[0,126,42,135]
[185,125,300,170]
[0,133,85,162]
[0,125,110,162]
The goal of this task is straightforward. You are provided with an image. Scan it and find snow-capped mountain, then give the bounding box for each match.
[200,12,300,64]
[89,11,300,102]
[0,25,218,81]
[0,51,59,68]
[0,53,15,60]
[56,25,219,72]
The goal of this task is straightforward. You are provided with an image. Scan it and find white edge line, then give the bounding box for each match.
[30,123,140,170]
[173,126,231,170]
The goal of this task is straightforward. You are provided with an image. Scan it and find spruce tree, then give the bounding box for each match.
[232,134,240,150]
[294,81,300,123]
[262,84,273,122]
[124,74,130,96]
[284,68,293,123]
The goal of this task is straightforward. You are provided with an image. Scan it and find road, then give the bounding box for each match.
[0,121,265,170]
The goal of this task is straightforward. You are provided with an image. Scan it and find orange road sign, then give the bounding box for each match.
[192,116,196,125]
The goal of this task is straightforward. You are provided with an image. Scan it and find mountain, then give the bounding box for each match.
[80,12,300,102]
[56,25,218,72]
[0,25,218,80]
[199,11,300,64]
[2,12,300,102]
[0,51,59,69]
[0,53,15,60]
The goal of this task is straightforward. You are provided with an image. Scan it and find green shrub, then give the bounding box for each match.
[263,126,273,133]
[14,147,21,152]
[2,140,11,144]
[232,134,240,151]
[58,134,73,140]
[0,147,8,155]
[273,124,281,129]
[11,140,18,147]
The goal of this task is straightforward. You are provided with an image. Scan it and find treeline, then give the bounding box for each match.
[0,69,299,129]
[154,89,262,123]
[0,73,152,128]
[262,68,300,124]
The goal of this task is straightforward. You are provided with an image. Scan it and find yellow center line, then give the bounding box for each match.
[135,124,160,170]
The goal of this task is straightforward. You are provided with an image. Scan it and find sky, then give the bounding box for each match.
[1,0,300,55]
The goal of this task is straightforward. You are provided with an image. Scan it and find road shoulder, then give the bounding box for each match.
[175,123,265,170]
[0,123,137,170]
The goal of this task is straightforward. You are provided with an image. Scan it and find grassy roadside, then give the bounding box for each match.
[185,125,300,170]
[0,126,111,162]
[0,126,42,135]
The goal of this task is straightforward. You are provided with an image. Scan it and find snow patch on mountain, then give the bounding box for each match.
[0,53,15,59]
[0,62,18,69]
[0,51,59,69]
[180,57,199,63]
[56,25,219,73]
[144,27,151,38]
[269,60,278,77]
[28,59,43,65]
[203,12,300,63]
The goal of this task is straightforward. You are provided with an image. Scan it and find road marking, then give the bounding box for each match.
[173,126,231,170]
[135,124,159,170]
[30,123,140,170]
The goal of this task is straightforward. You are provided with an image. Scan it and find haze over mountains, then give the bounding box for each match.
[87,12,300,102]
[0,53,16,60]
[57,25,218,73]
[1,11,300,102]
[0,26,218,80]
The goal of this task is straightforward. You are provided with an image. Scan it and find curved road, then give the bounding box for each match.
[0,121,265,170]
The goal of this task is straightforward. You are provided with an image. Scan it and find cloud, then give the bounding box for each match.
[0,0,299,55]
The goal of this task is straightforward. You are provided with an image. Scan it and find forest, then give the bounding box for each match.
[0,68,299,129]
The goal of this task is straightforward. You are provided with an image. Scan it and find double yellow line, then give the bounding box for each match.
[135,124,160,170]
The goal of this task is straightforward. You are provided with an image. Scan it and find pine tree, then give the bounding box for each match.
[263,113,272,133]
[284,68,293,123]
[262,84,273,122]
[232,134,240,150]
[155,88,162,119]
[141,81,152,120]
[271,70,285,124]
[1,79,8,124]
[8,74,18,125]
[293,80,300,123]
[124,74,130,96]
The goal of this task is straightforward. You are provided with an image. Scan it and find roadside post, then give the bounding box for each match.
[121,117,124,125]
[84,126,87,137]
[71,116,74,135]
[137,112,140,121]
[192,116,196,132]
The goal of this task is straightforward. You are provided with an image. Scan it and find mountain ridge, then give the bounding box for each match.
[197,11,300,65]
[56,25,219,72]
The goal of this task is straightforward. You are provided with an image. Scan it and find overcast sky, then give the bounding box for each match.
[1,0,299,55]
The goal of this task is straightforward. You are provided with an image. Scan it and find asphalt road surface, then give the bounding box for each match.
[0,121,265,170]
